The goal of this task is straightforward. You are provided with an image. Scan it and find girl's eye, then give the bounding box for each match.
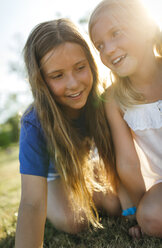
[77,65,86,71]
[96,43,103,51]
[52,73,63,79]
[112,30,121,37]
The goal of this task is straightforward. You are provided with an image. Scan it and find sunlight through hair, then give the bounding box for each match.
[141,0,162,29]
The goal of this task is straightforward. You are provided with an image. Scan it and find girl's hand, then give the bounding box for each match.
[128,225,144,239]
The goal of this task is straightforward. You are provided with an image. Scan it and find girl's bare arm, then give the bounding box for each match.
[104,97,145,207]
[15,175,47,248]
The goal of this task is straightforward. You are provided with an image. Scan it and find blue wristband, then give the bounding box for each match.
[122,207,137,216]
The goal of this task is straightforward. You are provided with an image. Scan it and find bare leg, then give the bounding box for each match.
[93,190,121,216]
[47,178,87,234]
[47,178,121,234]
[136,182,162,237]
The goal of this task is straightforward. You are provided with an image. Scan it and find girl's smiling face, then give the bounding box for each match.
[90,8,154,78]
[41,42,93,118]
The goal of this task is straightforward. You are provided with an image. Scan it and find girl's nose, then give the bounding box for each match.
[104,40,116,56]
[66,74,78,89]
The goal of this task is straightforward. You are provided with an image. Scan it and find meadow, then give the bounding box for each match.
[0,145,162,248]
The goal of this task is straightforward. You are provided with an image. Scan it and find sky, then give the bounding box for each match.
[0,0,162,123]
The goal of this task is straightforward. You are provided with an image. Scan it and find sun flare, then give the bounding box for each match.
[141,0,162,29]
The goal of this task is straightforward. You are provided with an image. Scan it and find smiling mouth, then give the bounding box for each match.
[68,91,83,98]
[112,55,126,65]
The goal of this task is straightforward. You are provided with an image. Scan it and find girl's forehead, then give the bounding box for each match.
[93,5,130,29]
[92,8,128,34]
[41,42,82,62]
[91,3,145,35]
[41,42,87,69]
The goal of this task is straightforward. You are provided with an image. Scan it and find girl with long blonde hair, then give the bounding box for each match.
[89,0,162,239]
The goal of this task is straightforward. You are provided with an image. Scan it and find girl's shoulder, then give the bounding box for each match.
[20,106,45,141]
[21,105,41,129]
[103,85,123,115]
[123,100,162,131]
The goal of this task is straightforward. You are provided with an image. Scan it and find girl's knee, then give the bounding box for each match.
[47,179,88,234]
[95,191,121,216]
[63,213,87,234]
[106,195,121,216]
[47,210,87,234]
[137,204,162,237]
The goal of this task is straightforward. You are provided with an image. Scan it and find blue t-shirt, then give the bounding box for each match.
[19,108,57,177]
[19,107,88,177]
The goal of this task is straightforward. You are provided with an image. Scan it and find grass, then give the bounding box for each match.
[0,145,162,248]
[0,144,20,246]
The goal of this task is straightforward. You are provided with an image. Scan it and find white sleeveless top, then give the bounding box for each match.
[123,100,162,190]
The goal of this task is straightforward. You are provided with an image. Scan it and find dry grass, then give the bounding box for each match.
[0,145,162,248]
[0,145,20,238]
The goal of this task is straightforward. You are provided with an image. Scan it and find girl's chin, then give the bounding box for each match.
[116,67,137,78]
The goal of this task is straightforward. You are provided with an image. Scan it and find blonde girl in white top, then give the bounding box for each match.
[89,0,162,239]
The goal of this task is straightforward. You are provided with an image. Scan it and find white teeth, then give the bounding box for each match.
[112,55,125,65]
[70,92,80,97]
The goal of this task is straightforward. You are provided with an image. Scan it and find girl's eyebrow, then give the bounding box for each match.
[47,69,62,75]
[75,59,87,65]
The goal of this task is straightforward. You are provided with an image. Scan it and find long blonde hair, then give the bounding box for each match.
[89,0,162,108]
[23,18,117,227]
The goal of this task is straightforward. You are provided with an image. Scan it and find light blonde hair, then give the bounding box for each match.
[89,0,162,108]
[23,18,117,227]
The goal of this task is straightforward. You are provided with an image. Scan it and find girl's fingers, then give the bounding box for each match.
[129,225,142,239]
